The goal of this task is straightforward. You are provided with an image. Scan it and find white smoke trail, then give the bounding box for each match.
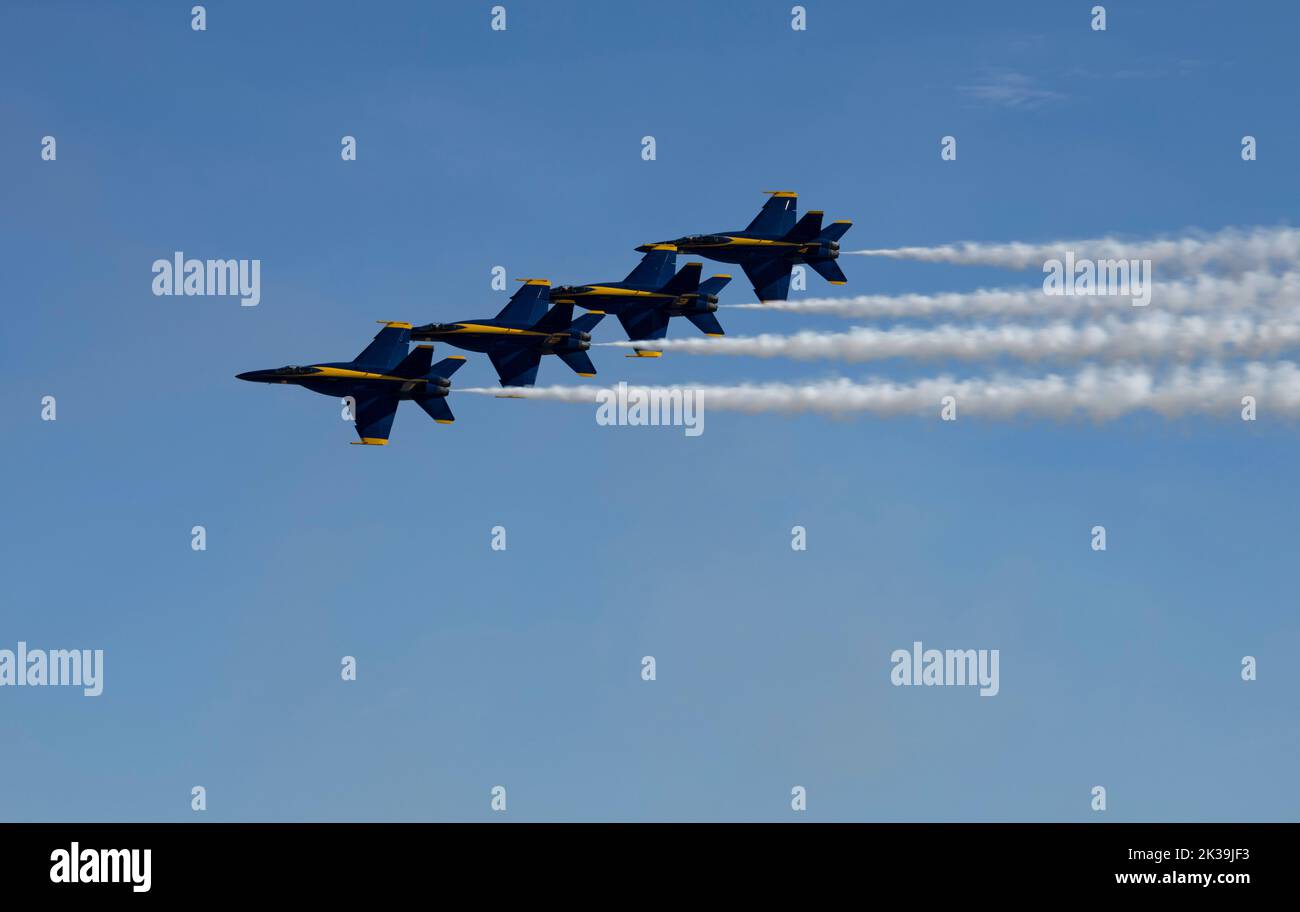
[596,312,1300,364]
[460,362,1300,420]
[849,226,1300,274]
[726,270,1300,320]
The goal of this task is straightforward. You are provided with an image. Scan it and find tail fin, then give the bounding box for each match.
[556,349,598,377]
[685,311,725,337]
[808,258,848,285]
[494,279,552,325]
[698,274,731,298]
[533,303,604,336]
[395,347,467,380]
[623,245,677,288]
[532,301,575,333]
[355,322,412,368]
[430,356,467,380]
[661,262,703,295]
[392,344,435,379]
[819,220,853,243]
[784,210,824,242]
[744,191,798,237]
[572,312,605,334]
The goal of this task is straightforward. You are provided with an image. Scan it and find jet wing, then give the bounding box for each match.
[494,280,552,325]
[742,259,793,302]
[354,322,412,368]
[352,394,400,445]
[489,345,542,388]
[744,192,798,237]
[617,309,670,344]
[617,309,671,357]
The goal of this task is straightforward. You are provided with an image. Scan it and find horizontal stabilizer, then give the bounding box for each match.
[572,312,605,334]
[685,311,725,337]
[415,395,455,424]
[557,349,598,377]
[808,257,848,285]
[431,356,467,379]
[820,220,853,243]
[698,275,732,298]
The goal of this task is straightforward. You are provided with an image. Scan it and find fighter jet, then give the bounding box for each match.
[411,279,605,387]
[236,321,465,445]
[549,245,732,357]
[637,191,851,302]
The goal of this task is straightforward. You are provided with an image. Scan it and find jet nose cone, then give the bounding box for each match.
[236,371,262,382]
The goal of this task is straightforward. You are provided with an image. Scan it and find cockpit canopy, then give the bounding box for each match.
[551,285,594,296]
[679,234,730,245]
[271,365,320,375]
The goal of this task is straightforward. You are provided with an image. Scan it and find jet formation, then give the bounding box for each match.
[239,192,851,443]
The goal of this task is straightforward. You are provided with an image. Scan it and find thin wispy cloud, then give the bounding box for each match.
[959,71,1064,108]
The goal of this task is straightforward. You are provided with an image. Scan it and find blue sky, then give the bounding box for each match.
[1,0,1297,821]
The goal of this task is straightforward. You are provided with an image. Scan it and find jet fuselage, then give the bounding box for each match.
[648,233,841,268]
[236,363,452,403]
[410,320,592,356]
[547,283,720,318]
